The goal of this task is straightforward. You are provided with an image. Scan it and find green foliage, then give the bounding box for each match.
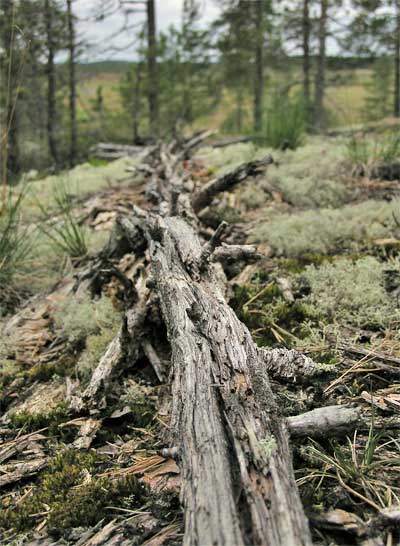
[0,450,148,535]
[39,179,87,259]
[87,157,108,167]
[119,381,155,427]
[299,256,400,328]
[8,402,70,434]
[363,58,393,121]
[346,130,400,168]
[0,187,31,285]
[252,199,400,256]
[230,280,309,346]
[299,426,400,513]
[262,92,306,150]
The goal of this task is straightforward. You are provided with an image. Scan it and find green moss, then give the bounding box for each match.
[230,282,309,347]
[119,381,155,428]
[29,354,77,382]
[0,450,148,536]
[150,489,181,522]
[8,402,70,434]
[87,157,109,167]
[278,255,337,274]
[0,358,23,389]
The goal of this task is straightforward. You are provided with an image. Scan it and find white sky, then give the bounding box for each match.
[74,0,220,61]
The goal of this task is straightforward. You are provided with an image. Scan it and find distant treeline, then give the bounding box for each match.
[1,0,400,179]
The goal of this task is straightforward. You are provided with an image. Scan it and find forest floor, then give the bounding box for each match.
[0,133,400,545]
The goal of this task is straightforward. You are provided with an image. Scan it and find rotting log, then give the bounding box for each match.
[73,135,316,545]
[150,216,312,546]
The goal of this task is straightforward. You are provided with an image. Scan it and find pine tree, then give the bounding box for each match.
[66,0,77,167]
[0,0,21,180]
[348,0,400,118]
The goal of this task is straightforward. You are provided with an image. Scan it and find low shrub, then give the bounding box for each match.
[262,92,306,150]
[0,187,31,285]
[346,130,400,172]
[39,179,87,259]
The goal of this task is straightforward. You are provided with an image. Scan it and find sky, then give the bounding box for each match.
[74,0,220,61]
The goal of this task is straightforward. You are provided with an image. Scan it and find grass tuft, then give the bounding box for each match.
[261,92,306,150]
[39,179,87,259]
[0,186,31,285]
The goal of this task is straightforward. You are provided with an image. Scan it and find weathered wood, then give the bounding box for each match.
[90,142,146,159]
[0,459,47,488]
[213,243,263,266]
[192,155,274,212]
[259,347,332,382]
[287,405,361,438]
[71,287,149,412]
[150,215,312,546]
[172,129,216,166]
[210,135,252,148]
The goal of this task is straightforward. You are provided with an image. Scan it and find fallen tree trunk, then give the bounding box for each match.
[75,136,314,545]
[151,216,312,546]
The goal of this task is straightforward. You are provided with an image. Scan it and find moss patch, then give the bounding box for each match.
[230,281,309,347]
[0,450,148,536]
[8,402,71,434]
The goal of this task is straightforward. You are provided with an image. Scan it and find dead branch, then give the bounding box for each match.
[192,155,274,212]
[287,405,361,438]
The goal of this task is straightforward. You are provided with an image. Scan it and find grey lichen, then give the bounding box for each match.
[298,256,400,328]
[253,199,400,256]
[259,436,278,459]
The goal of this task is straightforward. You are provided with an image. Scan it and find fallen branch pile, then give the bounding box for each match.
[72,132,357,545]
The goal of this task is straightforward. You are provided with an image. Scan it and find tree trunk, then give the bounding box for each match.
[146,0,159,136]
[302,0,311,120]
[1,0,20,183]
[236,87,244,131]
[44,0,59,165]
[394,0,400,118]
[66,0,77,167]
[313,0,328,132]
[133,62,143,143]
[253,0,264,133]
